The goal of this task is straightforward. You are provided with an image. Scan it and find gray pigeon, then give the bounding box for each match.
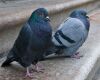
[48,9,90,59]
[1,8,52,77]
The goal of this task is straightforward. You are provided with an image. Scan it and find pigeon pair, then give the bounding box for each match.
[1,8,90,78]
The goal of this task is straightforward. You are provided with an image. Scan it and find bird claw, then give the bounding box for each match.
[33,63,44,73]
[25,73,33,78]
[35,66,44,73]
[25,67,34,78]
[71,52,83,59]
[35,69,44,73]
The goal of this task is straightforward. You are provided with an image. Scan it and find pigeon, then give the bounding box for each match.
[50,9,90,59]
[1,8,52,77]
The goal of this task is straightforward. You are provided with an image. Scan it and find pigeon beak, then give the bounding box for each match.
[86,15,89,19]
[46,16,50,21]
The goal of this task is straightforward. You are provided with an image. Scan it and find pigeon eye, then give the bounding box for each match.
[81,13,84,15]
[39,13,45,18]
[82,12,86,16]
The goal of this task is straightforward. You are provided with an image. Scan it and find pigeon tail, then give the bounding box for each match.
[1,57,14,67]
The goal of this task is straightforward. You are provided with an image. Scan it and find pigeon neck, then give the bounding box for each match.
[78,17,90,31]
[71,15,90,31]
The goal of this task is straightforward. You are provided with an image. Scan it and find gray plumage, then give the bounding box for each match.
[46,9,90,57]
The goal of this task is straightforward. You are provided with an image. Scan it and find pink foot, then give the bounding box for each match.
[71,52,83,59]
[25,67,33,78]
[34,63,44,73]
[25,73,33,78]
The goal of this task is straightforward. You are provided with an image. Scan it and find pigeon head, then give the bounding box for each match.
[70,9,90,31]
[29,8,50,22]
[69,9,89,19]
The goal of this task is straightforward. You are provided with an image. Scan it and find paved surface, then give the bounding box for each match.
[93,67,100,80]
[0,9,100,80]
[91,10,100,80]
[0,0,71,16]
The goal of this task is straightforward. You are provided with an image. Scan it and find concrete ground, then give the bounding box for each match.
[0,0,100,80]
[93,67,100,80]
[0,0,71,16]
[92,11,100,78]
[0,8,99,80]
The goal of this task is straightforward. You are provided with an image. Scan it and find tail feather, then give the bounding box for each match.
[1,49,16,67]
[1,58,13,67]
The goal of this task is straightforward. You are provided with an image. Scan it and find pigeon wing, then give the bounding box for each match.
[58,18,88,47]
